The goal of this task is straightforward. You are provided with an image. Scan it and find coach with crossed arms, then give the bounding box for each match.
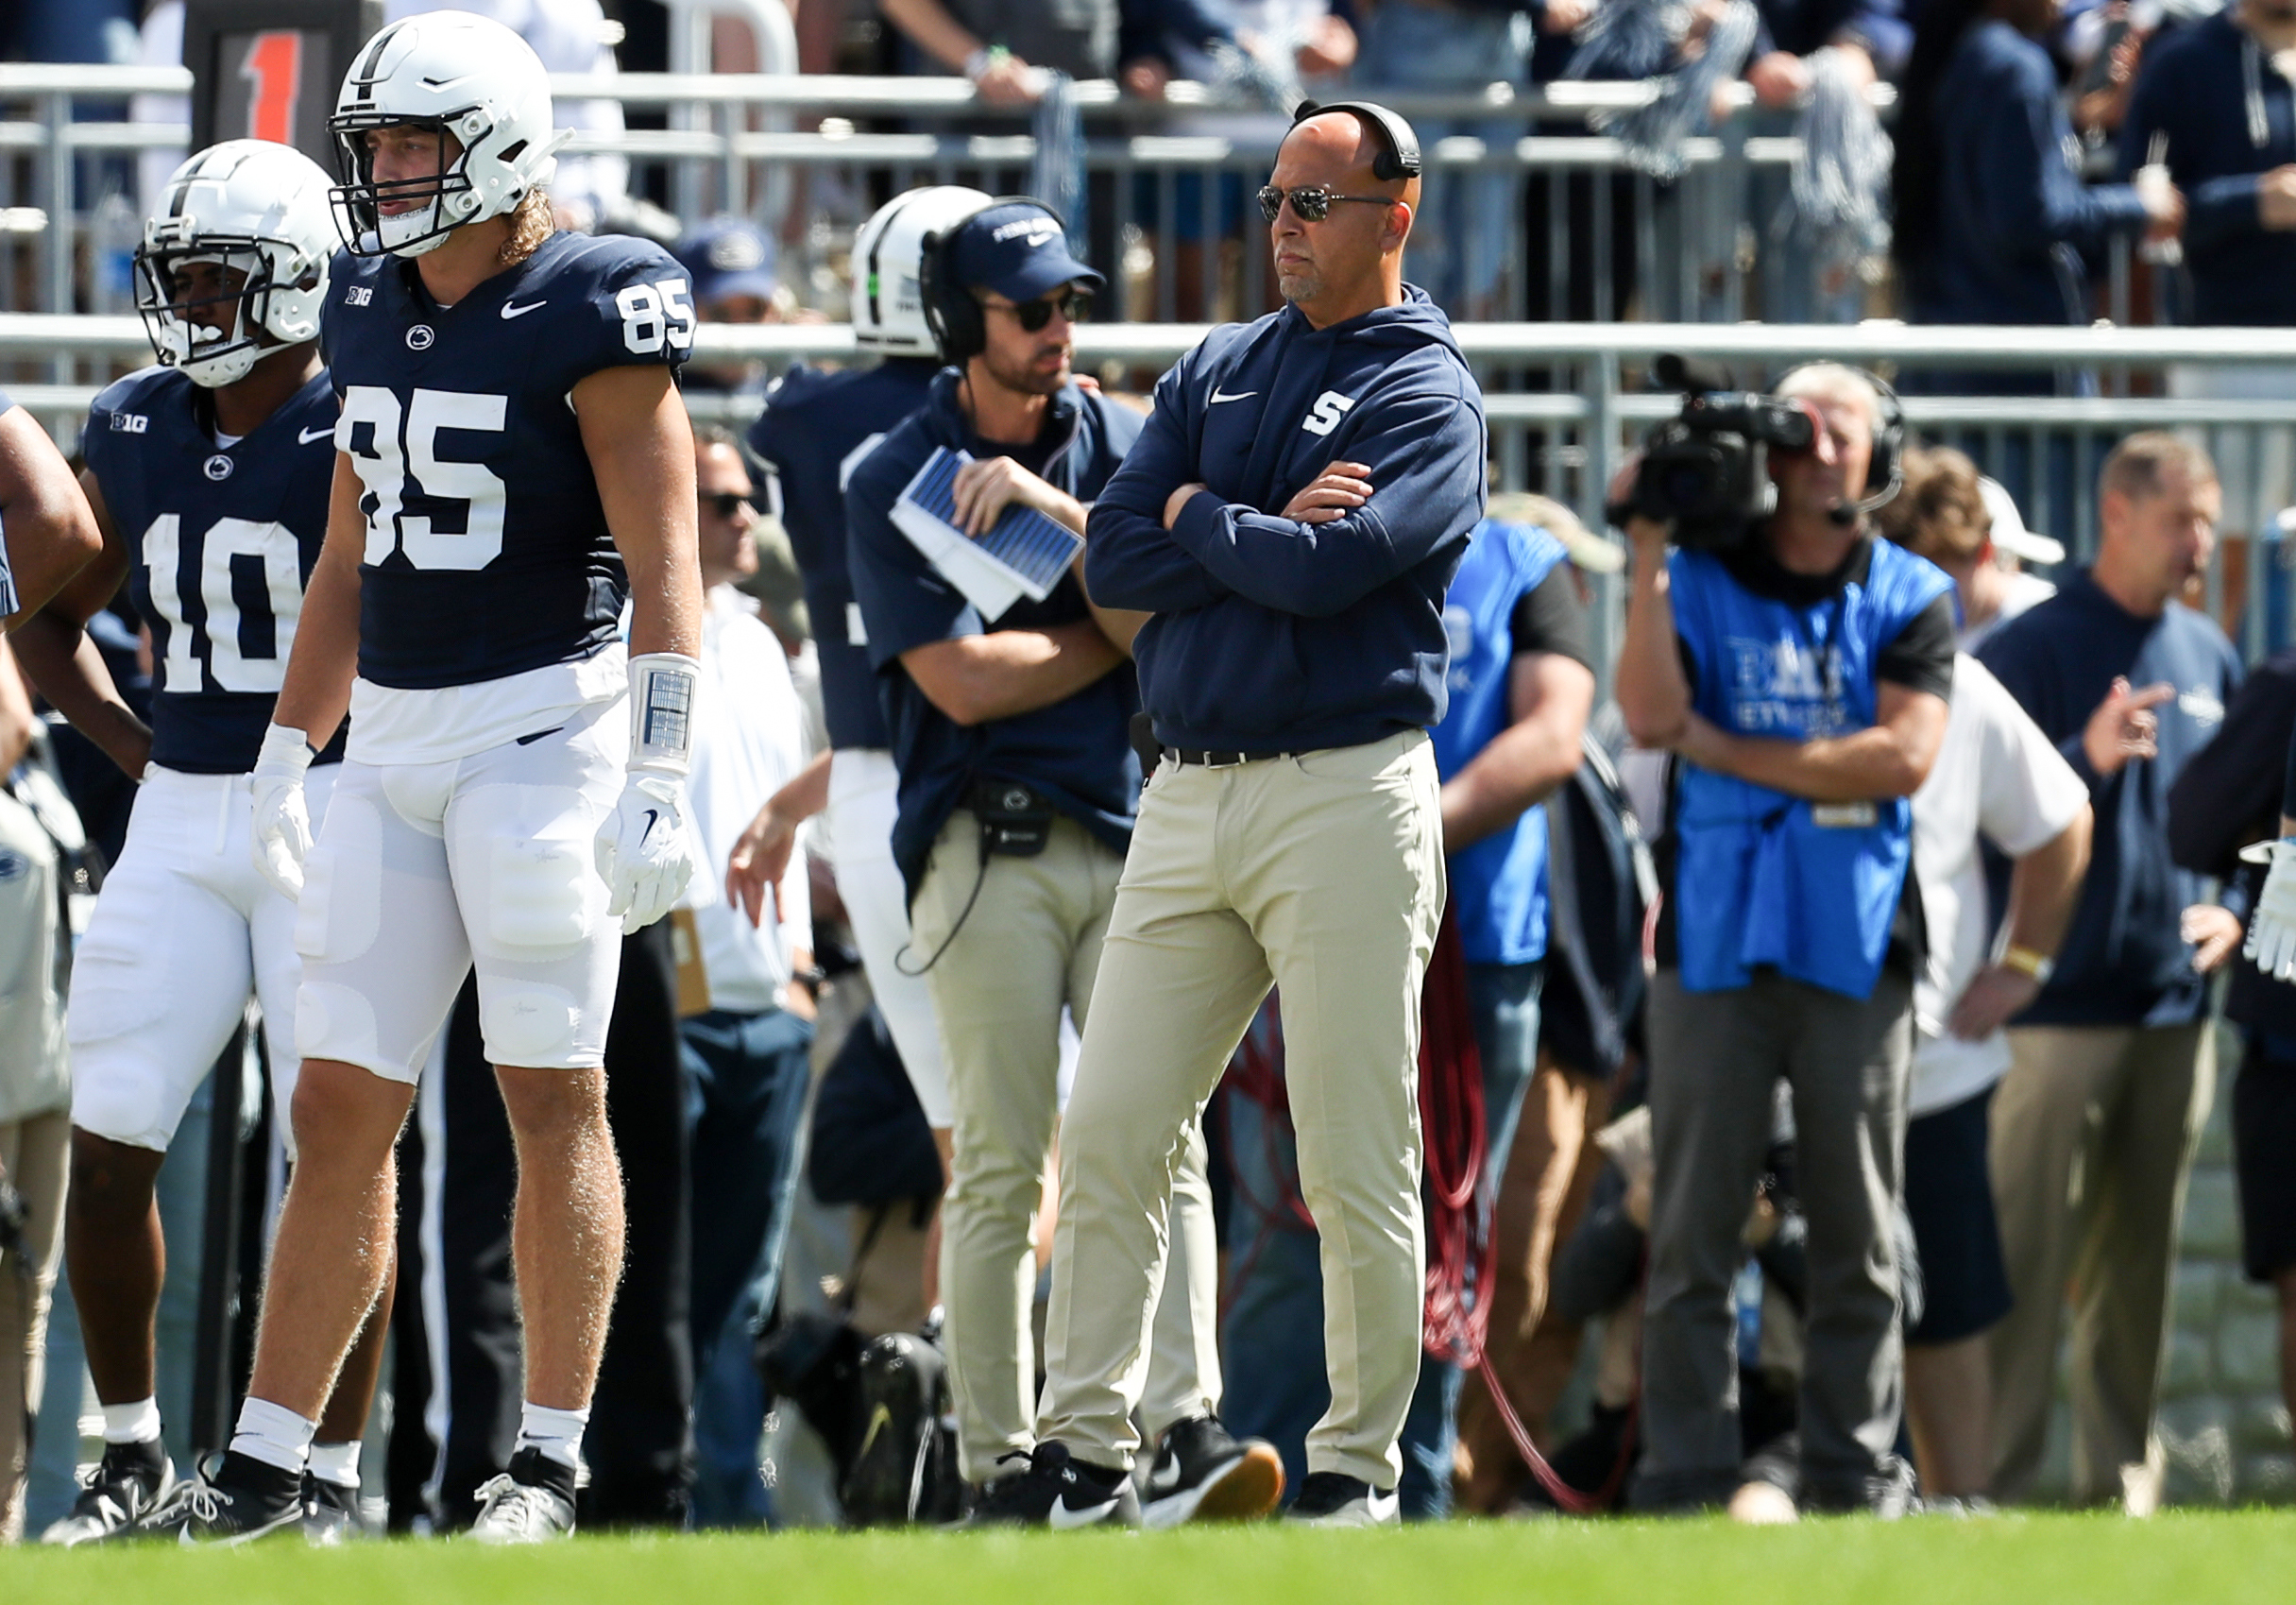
[1003,103,1488,1529]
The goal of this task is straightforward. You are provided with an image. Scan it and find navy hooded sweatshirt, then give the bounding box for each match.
[1085,287,1488,755]
[2118,9,2296,327]
[847,368,1144,901]
[1908,18,2151,326]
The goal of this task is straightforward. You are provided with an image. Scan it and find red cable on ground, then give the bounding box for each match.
[1416,911,1607,1516]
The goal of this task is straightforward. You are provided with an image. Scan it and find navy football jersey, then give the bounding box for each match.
[747,355,937,751]
[82,366,340,775]
[319,231,692,690]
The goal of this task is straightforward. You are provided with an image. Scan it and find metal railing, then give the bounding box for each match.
[13,316,2296,658]
[3,62,1892,326]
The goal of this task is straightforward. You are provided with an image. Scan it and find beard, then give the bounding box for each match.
[1276,261,1322,304]
[982,341,1068,397]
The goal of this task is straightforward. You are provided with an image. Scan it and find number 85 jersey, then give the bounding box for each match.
[320,231,692,692]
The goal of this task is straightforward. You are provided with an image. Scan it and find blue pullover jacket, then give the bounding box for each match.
[1086,287,1488,754]
[1909,18,2151,326]
[2118,9,2296,327]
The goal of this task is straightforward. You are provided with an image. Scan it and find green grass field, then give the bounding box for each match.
[8,1513,2296,1605]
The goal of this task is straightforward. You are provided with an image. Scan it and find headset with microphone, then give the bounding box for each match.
[1773,361,1906,522]
[916,195,1072,367]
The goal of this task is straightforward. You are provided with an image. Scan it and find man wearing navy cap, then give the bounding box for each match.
[845,198,1277,1527]
[675,217,782,394]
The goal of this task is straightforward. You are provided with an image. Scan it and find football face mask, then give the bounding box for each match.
[135,241,273,388]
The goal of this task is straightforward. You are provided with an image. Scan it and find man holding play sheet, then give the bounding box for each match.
[845,197,1269,1525]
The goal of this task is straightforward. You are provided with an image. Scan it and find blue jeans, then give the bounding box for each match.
[680,1006,815,1528]
[1218,962,1544,1513]
[1356,1,1531,318]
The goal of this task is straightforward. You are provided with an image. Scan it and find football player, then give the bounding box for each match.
[8,140,384,1545]
[159,9,703,1544]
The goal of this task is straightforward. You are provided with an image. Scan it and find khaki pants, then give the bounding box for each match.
[1,1108,68,1544]
[1039,731,1446,1487]
[912,811,1219,1481]
[1986,1022,2215,1506]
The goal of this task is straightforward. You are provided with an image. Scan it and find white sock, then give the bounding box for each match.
[308,1440,362,1489]
[228,1397,316,1476]
[101,1398,162,1445]
[516,1402,589,1472]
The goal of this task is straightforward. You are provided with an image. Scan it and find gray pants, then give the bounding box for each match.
[1635,967,1913,1510]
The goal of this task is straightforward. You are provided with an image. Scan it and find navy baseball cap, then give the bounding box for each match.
[945,201,1105,304]
[676,217,779,308]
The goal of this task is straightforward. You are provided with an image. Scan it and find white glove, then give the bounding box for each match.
[250,723,315,899]
[2243,837,2296,982]
[595,652,702,935]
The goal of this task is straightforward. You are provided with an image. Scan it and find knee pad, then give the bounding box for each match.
[295,794,384,964]
[478,983,585,1068]
[295,981,396,1081]
[68,1057,177,1153]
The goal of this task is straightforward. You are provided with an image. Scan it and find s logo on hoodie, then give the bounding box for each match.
[1301,390,1355,436]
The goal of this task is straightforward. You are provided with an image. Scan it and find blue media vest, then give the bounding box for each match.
[1669,538,1952,999]
[1431,519,1569,966]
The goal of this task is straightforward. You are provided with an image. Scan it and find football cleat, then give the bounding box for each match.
[1141,1415,1284,1528]
[468,1447,578,1544]
[963,1441,1140,1529]
[147,1451,306,1545]
[1284,1471,1400,1528]
[39,1439,174,1545]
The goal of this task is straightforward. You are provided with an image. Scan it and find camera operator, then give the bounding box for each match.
[842,199,1262,1521]
[1615,363,1957,1516]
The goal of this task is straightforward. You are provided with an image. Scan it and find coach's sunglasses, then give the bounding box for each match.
[985,287,1094,332]
[1257,184,1395,224]
[701,491,757,519]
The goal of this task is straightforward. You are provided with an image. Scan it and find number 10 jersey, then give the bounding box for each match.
[82,365,339,775]
[320,230,693,692]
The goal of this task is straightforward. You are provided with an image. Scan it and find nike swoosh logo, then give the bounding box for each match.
[639,808,660,846]
[854,1404,893,1465]
[1147,1458,1182,1494]
[1208,389,1257,404]
[1047,1494,1124,1529]
[298,426,333,445]
[501,300,547,319]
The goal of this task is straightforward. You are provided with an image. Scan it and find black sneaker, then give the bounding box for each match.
[1142,1415,1284,1528]
[39,1438,174,1545]
[302,1474,370,1545]
[147,1452,306,1545]
[1284,1471,1400,1528]
[964,1441,1140,1529]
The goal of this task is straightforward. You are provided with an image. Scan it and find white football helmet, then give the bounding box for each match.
[851,185,994,354]
[328,9,569,258]
[136,140,337,388]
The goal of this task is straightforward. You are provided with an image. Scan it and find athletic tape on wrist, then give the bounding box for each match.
[628,653,700,775]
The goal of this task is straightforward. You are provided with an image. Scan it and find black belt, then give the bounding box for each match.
[1162,745,1292,768]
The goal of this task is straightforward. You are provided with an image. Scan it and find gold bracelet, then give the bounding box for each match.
[2000,945,2054,984]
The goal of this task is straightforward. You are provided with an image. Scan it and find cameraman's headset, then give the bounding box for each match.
[918,196,1075,366]
[1773,360,1908,516]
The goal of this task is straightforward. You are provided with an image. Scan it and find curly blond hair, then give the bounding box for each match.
[500,189,554,267]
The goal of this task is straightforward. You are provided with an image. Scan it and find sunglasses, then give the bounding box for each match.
[1257,185,1395,224]
[701,491,756,519]
[985,288,1093,332]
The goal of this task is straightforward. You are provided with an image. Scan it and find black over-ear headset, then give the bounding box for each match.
[1774,361,1907,514]
[1289,98,1423,181]
[917,196,1070,367]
